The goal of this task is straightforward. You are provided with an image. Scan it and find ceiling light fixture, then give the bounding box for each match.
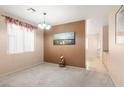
[38,13,52,30]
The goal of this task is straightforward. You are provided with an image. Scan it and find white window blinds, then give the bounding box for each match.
[7,23,35,54]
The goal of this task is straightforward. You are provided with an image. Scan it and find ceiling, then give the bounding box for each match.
[0,5,115,26]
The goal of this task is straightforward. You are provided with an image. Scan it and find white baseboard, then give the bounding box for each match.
[0,62,43,78]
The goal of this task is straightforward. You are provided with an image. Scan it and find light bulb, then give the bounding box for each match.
[38,23,46,29]
[38,23,52,30]
[46,25,52,30]
[38,24,42,28]
[42,23,46,27]
[41,23,46,29]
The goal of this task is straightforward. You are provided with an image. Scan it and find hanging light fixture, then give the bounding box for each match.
[38,13,52,30]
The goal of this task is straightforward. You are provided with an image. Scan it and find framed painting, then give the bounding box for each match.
[53,32,75,45]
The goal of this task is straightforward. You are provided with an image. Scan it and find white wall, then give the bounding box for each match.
[86,34,98,60]
[0,13,44,75]
[86,17,107,61]
[108,5,124,86]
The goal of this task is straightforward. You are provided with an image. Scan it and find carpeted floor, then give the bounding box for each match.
[0,63,114,87]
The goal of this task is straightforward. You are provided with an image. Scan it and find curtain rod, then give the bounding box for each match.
[1,14,37,28]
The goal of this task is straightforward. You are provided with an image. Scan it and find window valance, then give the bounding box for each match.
[5,16,36,31]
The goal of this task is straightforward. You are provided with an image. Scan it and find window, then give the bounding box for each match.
[7,23,35,54]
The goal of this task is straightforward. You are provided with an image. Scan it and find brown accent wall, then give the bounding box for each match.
[44,20,85,68]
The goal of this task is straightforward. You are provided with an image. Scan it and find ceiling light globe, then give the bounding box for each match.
[38,24,42,28]
[40,23,46,29]
[46,25,52,30]
[42,23,46,27]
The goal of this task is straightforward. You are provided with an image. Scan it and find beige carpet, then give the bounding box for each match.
[0,63,114,87]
